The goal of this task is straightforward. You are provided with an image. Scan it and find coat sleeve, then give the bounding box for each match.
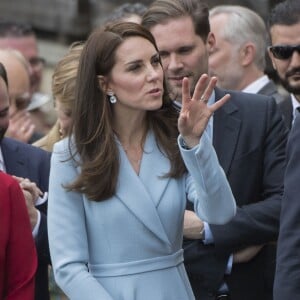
[47,141,114,300]
[4,175,37,300]
[178,132,236,225]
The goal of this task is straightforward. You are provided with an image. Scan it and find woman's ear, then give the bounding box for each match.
[97,75,108,93]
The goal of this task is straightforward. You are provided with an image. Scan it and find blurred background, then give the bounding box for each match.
[0,0,284,96]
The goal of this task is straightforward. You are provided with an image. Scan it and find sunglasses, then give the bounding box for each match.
[269,45,300,60]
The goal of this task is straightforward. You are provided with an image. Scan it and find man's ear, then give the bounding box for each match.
[206,32,216,53]
[267,48,277,70]
[240,43,255,67]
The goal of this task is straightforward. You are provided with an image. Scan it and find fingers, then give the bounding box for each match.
[6,110,35,143]
[181,77,191,111]
[210,93,231,112]
[199,76,217,103]
[193,74,209,102]
[182,74,217,106]
[12,176,42,202]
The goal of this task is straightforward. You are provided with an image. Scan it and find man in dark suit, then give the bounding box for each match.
[208,5,288,105]
[267,1,300,298]
[267,0,300,132]
[0,61,51,299]
[142,1,288,299]
[274,115,300,299]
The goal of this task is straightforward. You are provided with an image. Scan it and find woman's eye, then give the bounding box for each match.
[128,64,140,72]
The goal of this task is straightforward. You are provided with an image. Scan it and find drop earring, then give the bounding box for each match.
[108,92,117,104]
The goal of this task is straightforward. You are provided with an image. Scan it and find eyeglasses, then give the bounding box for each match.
[269,45,300,60]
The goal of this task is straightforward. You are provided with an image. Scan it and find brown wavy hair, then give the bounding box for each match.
[67,22,186,201]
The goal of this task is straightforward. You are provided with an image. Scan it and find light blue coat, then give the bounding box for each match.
[48,131,236,300]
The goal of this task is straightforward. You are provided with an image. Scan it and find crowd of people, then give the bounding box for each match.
[0,0,299,299]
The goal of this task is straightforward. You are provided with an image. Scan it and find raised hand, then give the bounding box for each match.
[6,110,35,143]
[178,74,230,148]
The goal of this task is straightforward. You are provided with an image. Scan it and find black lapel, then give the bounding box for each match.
[213,88,241,175]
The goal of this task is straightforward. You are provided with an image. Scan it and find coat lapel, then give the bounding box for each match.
[115,132,171,246]
[278,96,293,130]
[213,88,241,175]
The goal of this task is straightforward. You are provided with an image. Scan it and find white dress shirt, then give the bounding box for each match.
[242,75,270,94]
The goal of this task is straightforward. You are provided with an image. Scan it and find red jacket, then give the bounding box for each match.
[0,172,37,300]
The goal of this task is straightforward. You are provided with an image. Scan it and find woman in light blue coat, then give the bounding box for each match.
[48,22,236,300]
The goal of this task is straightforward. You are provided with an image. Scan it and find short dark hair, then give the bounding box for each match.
[0,62,8,87]
[104,3,148,24]
[142,0,210,42]
[268,0,300,28]
[0,20,34,37]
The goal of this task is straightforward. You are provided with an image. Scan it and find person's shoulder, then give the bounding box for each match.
[53,137,71,151]
[229,89,272,103]
[2,137,51,156]
[217,88,275,111]
[52,137,76,162]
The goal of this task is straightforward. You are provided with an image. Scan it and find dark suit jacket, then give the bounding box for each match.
[258,79,288,105]
[278,95,293,130]
[184,88,288,300]
[273,114,300,299]
[1,137,51,300]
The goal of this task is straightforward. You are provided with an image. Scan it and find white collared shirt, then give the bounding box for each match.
[0,146,6,172]
[242,75,270,94]
[291,94,300,123]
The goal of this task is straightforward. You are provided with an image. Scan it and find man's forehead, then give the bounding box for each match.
[151,16,194,35]
[150,17,198,50]
[270,23,300,44]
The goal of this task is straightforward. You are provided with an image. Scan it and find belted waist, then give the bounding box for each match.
[89,249,184,277]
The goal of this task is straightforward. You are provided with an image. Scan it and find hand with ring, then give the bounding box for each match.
[178,73,230,148]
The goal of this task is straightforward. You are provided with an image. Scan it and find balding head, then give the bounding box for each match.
[0,49,31,114]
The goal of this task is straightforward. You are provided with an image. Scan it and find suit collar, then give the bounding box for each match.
[258,79,277,96]
[213,88,241,174]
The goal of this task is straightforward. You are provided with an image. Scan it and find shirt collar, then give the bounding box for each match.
[242,75,270,94]
[0,146,6,172]
[291,94,300,120]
